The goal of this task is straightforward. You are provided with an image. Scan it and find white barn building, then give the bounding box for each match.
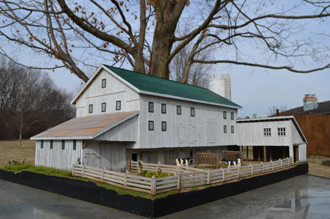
[236,116,307,163]
[31,65,241,171]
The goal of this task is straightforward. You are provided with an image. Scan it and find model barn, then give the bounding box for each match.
[31,65,242,171]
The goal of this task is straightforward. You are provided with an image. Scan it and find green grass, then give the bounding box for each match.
[293,161,308,167]
[0,164,179,199]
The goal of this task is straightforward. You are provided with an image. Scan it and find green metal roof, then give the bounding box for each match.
[104,65,241,108]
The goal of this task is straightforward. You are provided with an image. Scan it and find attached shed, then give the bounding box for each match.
[31,111,139,171]
[236,116,307,162]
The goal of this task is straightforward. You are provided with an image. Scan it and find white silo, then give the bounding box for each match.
[208,74,231,100]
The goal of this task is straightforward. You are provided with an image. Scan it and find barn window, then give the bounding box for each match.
[224,125,227,133]
[147,151,153,159]
[50,140,53,149]
[161,103,166,114]
[231,126,234,133]
[148,121,154,131]
[101,79,106,88]
[89,104,93,113]
[62,140,65,150]
[278,127,286,136]
[223,111,227,119]
[40,140,43,149]
[101,102,106,112]
[177,105,181,115]
[264,128,271,136]
[116,101,121,110]
[190,107,195,117]
[73,140,76,150]
[148,102,154,113]
[231,112,234,120]
[162,121,167,131]
[168,150,175,158]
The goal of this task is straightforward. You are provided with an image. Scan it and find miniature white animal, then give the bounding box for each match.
[237,158,241,167]
[185,160,189,167]
[176,159,181,166]
[233,161,236,167]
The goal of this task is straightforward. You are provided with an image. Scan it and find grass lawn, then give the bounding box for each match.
[0,140,36,168]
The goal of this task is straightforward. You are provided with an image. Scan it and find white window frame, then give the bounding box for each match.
[264,128,271,136]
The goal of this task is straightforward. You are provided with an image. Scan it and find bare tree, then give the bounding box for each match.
[267,106,288,116]
[0,55,75,142]
[0,1,330,83]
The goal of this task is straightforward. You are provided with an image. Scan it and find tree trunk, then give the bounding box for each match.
[149,0,187,79]
[19,115,23,148]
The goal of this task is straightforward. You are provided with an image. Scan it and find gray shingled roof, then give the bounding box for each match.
[281,100,330,115]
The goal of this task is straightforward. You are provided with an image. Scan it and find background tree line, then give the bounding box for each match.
[0,56,75,145]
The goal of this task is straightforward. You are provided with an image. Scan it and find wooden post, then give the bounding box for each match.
[177,172,181,190]
[221,168,225,182]
[270,148,272,161]
[271,161,274,171]
[250,163,253,176]
[124,170,128,189]
[101,166,105,183]
[258,147,260,162]
[72,164,75,177]
[216,154,219,169]
[246,146,249,161]
[157,162,160,170]
[283,147,285,159]
[261,162,265,173]
[237,166,240,179]
[151,175,156,195]
[263,146,267,163]
[207,170,211,184]
[128,159,131,172]
[287,157,290,166]
[82,163,86,178]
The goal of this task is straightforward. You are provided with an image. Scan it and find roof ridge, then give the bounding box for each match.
[103,64,212,91]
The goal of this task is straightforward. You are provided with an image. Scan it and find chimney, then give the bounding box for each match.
[303,94,318,111]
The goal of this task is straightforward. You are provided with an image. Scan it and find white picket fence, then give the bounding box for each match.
[72,157,294,195]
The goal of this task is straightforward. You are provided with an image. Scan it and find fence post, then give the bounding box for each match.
[280,158,282,168]
[207,170,211,184]
[271,160,274,171]
[101,166,105,183]
[72,164,75,177]
[128,159,131,172]
[262,162,265,173]
[237,166,240,179]
[250,163,253,176]
[177,172,181,190]
[221,168,225,182]
[124,170,129,189]
[82,163,86,178]
[157,161,160,170]
[151,175,156,195]
[287,157,290,166]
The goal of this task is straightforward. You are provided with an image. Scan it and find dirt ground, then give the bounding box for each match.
[1,140,330,178]
[0,140,36,168]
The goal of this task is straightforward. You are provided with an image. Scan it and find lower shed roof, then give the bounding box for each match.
[31,111,139,140]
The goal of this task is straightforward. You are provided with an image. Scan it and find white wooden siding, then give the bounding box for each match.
[291,123,305,144]
[75,69,140,117]
[94,115,138,141]
[299,144,307,162]
[237,121,291,146]
[137,94,238,149]
[82,141,133,172]
[35,140,82,171]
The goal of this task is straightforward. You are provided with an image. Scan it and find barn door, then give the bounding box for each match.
[85,153,97,167]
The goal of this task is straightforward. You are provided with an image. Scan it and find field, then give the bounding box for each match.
[0,140,36,168]
[1,140,330,178]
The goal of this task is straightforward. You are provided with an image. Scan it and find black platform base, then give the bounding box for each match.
[0,163,308,218]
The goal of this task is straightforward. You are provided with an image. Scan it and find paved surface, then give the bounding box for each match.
[1,175,330,219]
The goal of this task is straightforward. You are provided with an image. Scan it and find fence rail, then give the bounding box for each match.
[72,157,294,195]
